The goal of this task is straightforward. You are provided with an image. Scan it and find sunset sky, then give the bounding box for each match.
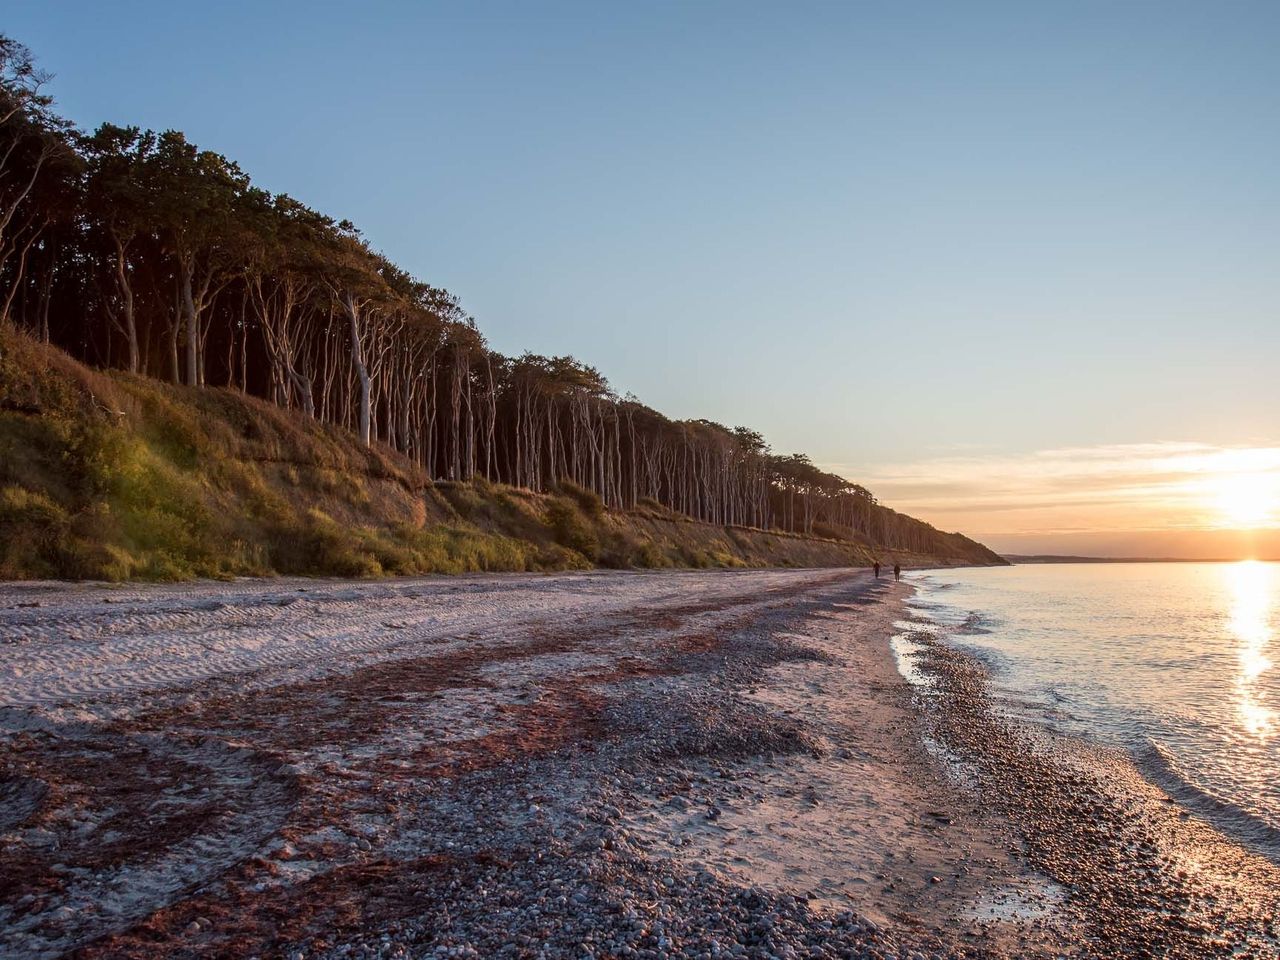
[839,443,1280,557]
[12,1,1280,556]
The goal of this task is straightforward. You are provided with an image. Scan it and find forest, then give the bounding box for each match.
[0,35,969,557]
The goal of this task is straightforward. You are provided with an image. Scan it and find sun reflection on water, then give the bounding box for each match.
[1227,560,1276,739]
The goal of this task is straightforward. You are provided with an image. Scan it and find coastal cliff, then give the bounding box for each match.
[0,329,1002,580]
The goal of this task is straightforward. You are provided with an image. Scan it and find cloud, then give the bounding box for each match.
[821,441,1280,539]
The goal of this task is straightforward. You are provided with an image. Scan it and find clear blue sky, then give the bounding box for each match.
[11,1,1280,548]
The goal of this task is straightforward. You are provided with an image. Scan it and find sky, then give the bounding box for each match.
[11,1,1280,556]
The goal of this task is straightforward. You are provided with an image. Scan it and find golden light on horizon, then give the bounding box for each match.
[1210,472,1279,530]
[843,441,1280,556]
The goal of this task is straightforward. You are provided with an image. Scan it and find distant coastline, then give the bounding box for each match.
[1003,554,1277,564]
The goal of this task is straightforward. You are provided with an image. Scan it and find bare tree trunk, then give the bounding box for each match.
[112,237,138,372]
[179,257,199,386]
[344,292,372,446]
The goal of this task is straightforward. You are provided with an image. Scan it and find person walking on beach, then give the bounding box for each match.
[893,562,901,581]
[873,561,881,579]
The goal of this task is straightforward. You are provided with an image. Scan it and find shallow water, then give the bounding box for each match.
[906,561,1280,860]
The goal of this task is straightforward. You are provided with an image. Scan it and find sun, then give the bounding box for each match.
[1211,472,1279,529]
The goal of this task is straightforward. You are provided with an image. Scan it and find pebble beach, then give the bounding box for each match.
[1,569,1276,958]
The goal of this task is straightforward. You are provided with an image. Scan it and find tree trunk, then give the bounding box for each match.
[344,293,371,446]
[180,257,199,387]
[112,235,138,373]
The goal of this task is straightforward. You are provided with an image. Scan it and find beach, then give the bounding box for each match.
[0,569,1274,958]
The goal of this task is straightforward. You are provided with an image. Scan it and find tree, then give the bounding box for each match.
[148,130,249,385]
[321,229,387,446]
[0,35,77,329]
[82,125,152,371]
[242,192,335,415]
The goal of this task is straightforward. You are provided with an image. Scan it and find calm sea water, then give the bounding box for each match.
[905,561,1280,858]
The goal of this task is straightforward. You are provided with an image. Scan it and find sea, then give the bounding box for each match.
[903,561,1280,862]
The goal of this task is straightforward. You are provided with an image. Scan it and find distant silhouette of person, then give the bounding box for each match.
[873,561,881,579]
[893,562,902,581]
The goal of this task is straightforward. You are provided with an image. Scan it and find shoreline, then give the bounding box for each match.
[901,594,1280,957]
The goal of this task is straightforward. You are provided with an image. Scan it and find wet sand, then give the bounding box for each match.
[0,570,1275,957]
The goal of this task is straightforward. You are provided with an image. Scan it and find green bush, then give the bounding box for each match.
[635,540,669,568]
[0,485,70,578]
[545,496,600,561]
[440,482,485,520]
[556,479,605,520]
[267,508,383,577]
[678,545,713,568]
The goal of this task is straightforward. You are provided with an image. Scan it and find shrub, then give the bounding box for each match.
[545,497,600,561]
[265,509,381,577]
[677,545,712,568]
[635,540,670,568]
[811,522,846,541]
[556,479,605,520]
[604,533,672,569]
[440,482,485,521]
[535,542,592,570]
[0,485,70,578]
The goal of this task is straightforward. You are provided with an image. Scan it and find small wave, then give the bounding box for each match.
[946,637,1008,671]
[994,692,1083,735]
[1136,739,1280,862]
[956,610,994,635]
[905,601,973,630]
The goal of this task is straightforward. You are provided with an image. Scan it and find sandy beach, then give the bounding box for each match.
[0,569,1274,958]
